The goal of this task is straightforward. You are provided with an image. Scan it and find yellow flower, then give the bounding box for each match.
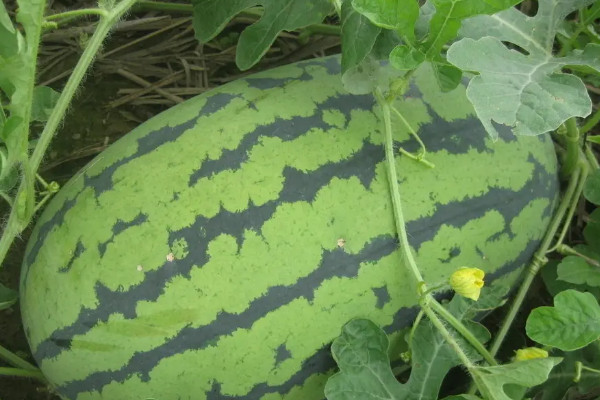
[449,267,485,301]
[514,347,549,361]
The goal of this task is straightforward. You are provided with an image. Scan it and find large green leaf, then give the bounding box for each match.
[526,290,600,351]
[340,0,381,75]
[469,358,563,400]
[191,0,332,70]
[448,0,599,138]
[325,294,497,400]
[351,0,419,42]
[422,0,521,58]
[325,319,407,400]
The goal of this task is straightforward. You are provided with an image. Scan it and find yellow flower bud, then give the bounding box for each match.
[514,347,548,361]
[449,267,485,301]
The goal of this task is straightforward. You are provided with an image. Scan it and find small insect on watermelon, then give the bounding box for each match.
[20,55,558,400]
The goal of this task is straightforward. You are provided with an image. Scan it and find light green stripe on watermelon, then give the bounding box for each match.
[19,55,558,400]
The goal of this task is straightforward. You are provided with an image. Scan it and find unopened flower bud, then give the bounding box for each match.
[514,347,548,361]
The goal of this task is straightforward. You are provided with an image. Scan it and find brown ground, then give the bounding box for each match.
[0,1,339,399]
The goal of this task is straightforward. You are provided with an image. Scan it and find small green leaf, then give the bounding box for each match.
[431,62,462,92]
[370,29,398,60]
[557,255,600,287]
[389,45,425,70]
[526,290,600,351]
[0,1,18,58]
[351,0,419,42]
[541,259,600,299]
[583,169,600,205]
[31,86,60,122]
[340,1,381,75]
[588,135,600,144]
[584,208,600,249]
[341,57,400,95]
[191,0,332,70]
[470,358,562,400]
[0,283,17,310]
[449,0,598,138]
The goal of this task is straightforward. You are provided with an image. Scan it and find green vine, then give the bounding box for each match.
[376,88,498,386]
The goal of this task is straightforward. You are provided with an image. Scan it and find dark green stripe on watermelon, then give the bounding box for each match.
[20,55,558,400]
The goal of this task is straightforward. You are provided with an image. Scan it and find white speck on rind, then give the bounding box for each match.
[166,253,175,262]
[337,238,346,248]
[136,265,143,272]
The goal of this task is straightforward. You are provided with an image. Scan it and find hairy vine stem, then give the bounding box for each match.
[0,0,139,269]
[376,89,497,379]
[489,119,590,358]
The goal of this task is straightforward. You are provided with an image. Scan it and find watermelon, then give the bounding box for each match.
[20,55,558,400]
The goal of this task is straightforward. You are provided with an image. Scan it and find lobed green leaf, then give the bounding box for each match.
[448,0,599,138]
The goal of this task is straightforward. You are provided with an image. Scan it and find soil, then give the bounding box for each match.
[0,1,339,399]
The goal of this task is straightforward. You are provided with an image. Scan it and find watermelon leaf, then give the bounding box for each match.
[526,290,600,351]
[469,358,563,400]
[0,282,17,310]
[584,209,600,249]
[325,295,495,400]
[340,0,381,75]
[191,0,332,70]
[584,169,600,205]
[31,86,61,122]
[351,0,419,43]
[325,319,409,400]
[557,255,600,288]
[420,0,521,59]
[447,0,599,138]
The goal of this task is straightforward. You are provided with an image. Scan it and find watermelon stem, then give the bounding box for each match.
[0,343,41,374]
[390,105,435,168]
[556,244,600,268]
[0,0,139,270]
[0,367,47,382]
[428,298,497,366]
[376,88,498,375]
[560,118,581,178]
[375,88,425,287]
[489,157,590,358]
[548,165,589,253]
[422,305,476,368]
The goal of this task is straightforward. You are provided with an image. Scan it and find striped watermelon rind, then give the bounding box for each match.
[20,55,558,400]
